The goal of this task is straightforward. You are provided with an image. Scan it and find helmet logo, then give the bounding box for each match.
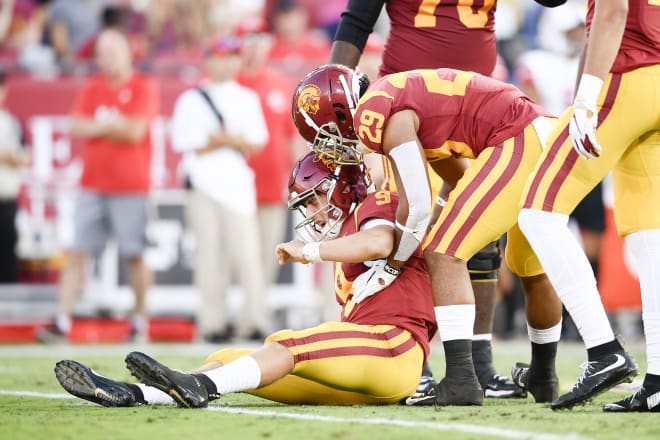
[298,84,321,115]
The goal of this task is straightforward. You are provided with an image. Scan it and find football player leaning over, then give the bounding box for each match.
[53,152,440,408]
[290,63,628,408]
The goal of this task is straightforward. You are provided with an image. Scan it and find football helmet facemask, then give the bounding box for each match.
[292,64,370,165]
[288,152,369,242]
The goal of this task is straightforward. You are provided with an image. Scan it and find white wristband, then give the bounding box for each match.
[302,242,323,263]
[575,73,604,103]
[435,195,446,207]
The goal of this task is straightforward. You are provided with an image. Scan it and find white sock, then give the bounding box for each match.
[203,355,262,394]
[473,333,492,342]
[435,304,475,341]
[130,314,148,332]
[56,315,72,334]
[527,321,562,344]
[136,383,175,405]
[626,230,660,375]
[518,209,614,348]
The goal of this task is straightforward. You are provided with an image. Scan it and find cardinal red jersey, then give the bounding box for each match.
[586,0,660,73]
[381,0,497,77]
[334,190,437,360]
[354,69,549,160]
[73,73,159,194]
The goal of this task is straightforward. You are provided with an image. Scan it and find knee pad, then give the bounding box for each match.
[468,248,502,281]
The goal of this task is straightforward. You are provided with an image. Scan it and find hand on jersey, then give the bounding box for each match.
[351,260,401,303]
[569,74,604,160]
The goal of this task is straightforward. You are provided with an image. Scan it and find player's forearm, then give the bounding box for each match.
[319,228,393,263]
[582,0,628,80]
[385,140,431,268]
[329,41,362,69]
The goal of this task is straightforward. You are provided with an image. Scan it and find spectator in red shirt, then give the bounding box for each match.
[38,28,160,343]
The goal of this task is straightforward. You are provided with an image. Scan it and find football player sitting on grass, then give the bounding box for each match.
[53,151,443,408]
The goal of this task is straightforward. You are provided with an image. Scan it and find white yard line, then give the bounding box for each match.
[1,389,588,440]
[0,389,74,399]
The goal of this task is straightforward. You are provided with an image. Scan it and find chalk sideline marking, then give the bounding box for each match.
[1,389,589,440]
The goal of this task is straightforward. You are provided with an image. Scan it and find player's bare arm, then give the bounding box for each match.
[330,0,385,67]
[583,0,628,80]
[277,224,393,266]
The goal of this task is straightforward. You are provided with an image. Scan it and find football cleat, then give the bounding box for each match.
[125,351,209,408]
[511,362,558,403]
[416,374,437,395]
[483,374,527,398]
[603,384,660,412]
[403,375,438,406]
[405,376,484,406]
[551,351,639,410]
[54,360,140,407]
[435,376,484,406]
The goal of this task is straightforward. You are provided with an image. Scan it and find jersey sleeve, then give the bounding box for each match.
[353,85,395,154]
[333,0,386,52]
[353,190,398,230]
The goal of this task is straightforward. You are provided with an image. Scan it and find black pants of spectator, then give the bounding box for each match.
[0,200,18,283]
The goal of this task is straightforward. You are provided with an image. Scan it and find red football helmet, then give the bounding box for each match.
[292,64,369,165]
[288,151,369,242]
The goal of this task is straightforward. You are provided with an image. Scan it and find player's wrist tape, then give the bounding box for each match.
[383,263,401,276]
[302,242,323,263]
[435,195,446,207]
[575,73,603,104]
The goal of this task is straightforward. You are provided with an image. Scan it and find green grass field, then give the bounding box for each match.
[1,339,658,440]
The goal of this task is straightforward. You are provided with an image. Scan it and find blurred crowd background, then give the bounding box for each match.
[0,0,643,343]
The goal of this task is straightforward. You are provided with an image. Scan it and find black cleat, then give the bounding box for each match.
[125,351,209,408]
[483,374,527,399]
[403,374,438,406]
[603,384,660,412]
[511,362,558,403]
[404,377,484,406]
[435,376,484,406]
[551,351,639,410]
[54,360,140,407]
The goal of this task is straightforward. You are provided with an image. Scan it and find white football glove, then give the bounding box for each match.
[569,74,604,160]
[351,260,401,303]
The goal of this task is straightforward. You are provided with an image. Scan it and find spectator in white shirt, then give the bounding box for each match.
[170,34,270,343]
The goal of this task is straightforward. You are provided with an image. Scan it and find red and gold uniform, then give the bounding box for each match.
[354,68,553,274]
[523,0,660,236]
[381,0,497,77]
[206,191,437,405]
